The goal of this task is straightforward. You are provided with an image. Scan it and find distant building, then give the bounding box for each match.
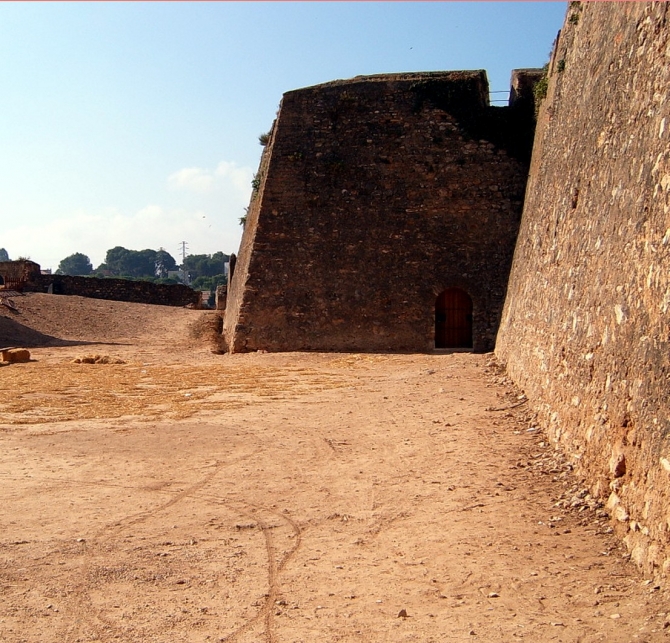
[168,270,188,285]
[0,260,41,290]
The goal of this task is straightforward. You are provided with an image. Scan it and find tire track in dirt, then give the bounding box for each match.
[2,407,307,643]
[199,497,302,643]
[57,495,303,643]
[58,449,262,642]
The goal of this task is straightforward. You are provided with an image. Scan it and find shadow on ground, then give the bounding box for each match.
[0,315,120,348]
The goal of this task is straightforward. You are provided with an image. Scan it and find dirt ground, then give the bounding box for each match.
[0,292,669,643]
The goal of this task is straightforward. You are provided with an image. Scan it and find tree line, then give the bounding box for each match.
[56,247,230,291]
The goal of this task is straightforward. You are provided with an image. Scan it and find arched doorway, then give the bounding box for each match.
[435,288,473,349]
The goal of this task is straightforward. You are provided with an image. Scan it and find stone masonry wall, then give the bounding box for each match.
[0,260,41,289]
[496,3,670,576]
[26,274,201,308]
[224,71,534,353]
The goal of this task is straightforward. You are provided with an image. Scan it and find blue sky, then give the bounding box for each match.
[0,2,566,270]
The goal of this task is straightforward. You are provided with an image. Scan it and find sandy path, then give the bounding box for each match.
[0,294,668,642]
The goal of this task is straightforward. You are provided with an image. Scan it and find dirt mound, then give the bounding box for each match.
[0,292,209,363]
[0,292,196,343]
[0,312,90,348]
[188,310,227,353]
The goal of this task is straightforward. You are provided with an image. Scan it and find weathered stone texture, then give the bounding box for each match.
[225,71,534,353]
[1,260,200,307]
[496,3,670,575]
[0,260,41,289]
[215,284,227,311]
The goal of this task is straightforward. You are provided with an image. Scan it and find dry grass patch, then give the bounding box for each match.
[0,361,348,424]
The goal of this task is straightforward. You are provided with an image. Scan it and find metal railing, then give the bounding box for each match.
[489,90,510,105]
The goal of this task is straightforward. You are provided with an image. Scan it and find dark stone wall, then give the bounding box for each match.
[0,260,41,288]
[26,274,200,308]
[1,260,199,308]
[496,3,670,576]
[224,71,535,353]
[215,284,227,311]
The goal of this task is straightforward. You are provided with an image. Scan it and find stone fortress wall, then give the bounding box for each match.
[30,273,201,308]
[224,71,538,353]
[0,260,200,308]
[496,2,670,576]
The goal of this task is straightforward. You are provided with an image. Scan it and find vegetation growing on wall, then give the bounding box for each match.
[568,2,582,24]
[533,64,550,110]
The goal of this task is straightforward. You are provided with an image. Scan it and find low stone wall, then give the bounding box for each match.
[26,274,201,308]
[496,3,670,577]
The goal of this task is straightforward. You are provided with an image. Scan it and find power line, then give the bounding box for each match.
[178,241,189,285]
[179,241,188,263]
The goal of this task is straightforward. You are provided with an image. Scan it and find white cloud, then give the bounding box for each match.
[167,167,215,193]
[168,160,253,198]
[3,160,255,271]
[214,161,254,193]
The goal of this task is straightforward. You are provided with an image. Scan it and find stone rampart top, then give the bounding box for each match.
[285,70,490,111]
[509,68,545,108]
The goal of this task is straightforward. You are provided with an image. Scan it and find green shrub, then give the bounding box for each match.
[533,64,549,105]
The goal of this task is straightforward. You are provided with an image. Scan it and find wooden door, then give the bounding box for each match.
[435,288,473,348]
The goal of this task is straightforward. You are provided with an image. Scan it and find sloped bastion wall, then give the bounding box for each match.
[496,2,670,576]
[224,71,538,353]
